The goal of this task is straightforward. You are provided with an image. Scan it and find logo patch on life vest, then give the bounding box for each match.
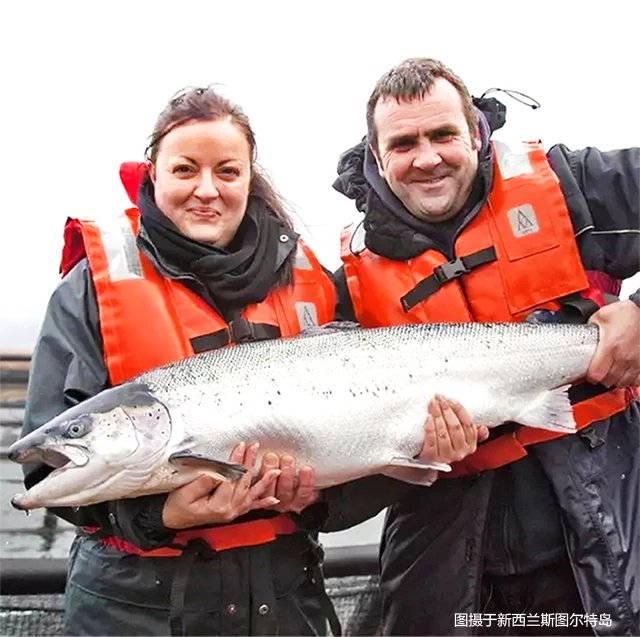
[296,302,319,330]
[508,204,539,237]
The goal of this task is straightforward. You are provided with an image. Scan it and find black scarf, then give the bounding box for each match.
[137,178,292,314]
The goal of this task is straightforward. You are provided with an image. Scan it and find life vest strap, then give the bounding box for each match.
[568,381,610,404]
[84,513,298,557]
[557,292,603,322]
[401,247,497,312]
[190,320,282,353]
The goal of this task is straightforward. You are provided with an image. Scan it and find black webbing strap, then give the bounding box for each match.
[400,247,497,312]
[190,319,281,353]
[568,383,612,451]
[568,381,611,405]
[557,292,601,322]
[306,535,342,635]
[312,561,342,636]
[169,539,211,636]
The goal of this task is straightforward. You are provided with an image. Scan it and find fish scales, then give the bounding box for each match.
[8,322,599,508]
[136,323,596,486]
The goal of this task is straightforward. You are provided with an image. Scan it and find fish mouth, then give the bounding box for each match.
[10,443,90,470]
[9,445,102,511]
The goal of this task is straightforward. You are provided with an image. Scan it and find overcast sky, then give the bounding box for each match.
[1,0,638,349]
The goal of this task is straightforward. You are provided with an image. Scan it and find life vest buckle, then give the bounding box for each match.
[229,318,254,343]
[433,257,469,284]
[578,426,605,450]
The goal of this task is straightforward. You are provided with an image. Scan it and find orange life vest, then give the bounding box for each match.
[340,140,636,476]
[70,208,335,385]
[66,172,335,554]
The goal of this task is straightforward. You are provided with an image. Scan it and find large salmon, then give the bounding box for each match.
[8,322,598,509]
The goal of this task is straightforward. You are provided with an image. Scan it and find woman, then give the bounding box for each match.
[22,86,485,636]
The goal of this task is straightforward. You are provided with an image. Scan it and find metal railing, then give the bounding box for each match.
[0,544,379,596]
[0,548,381,636]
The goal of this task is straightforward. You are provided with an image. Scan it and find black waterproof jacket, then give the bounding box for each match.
[323,118,640,636]
[21,225,337,636]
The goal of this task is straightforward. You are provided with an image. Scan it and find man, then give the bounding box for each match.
[325,58,640,636]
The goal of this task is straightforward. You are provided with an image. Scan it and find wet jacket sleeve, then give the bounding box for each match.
[318,475,412,532]
[22,259,175,549]
[547,144,640,289]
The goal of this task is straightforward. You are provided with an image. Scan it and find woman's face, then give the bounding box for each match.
[149,118,251,248]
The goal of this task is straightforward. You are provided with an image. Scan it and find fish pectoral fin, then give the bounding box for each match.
[388,457,451,472]
[169,451,246,481]
[380,456,451,486]
[515,385,576,433]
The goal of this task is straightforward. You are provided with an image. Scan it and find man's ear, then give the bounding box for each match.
[369,143,385,178]
[472,122,482,151]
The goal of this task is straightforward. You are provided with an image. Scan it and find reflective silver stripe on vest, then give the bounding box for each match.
[96,215,143,281]
[294,247,313,270]
[493,140,533,180]
[296,302,319,330]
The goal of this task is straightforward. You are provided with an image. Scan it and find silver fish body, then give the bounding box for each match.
[8,322,598,509]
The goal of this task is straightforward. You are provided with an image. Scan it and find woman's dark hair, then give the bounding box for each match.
[145,85,294,230]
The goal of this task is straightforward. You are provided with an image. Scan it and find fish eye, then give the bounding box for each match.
[66,421,86,438]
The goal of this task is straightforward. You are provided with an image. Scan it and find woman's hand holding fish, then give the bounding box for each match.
[162,442,281,529]
[418,395,489,464]
[259,452,319,513]
[587,300,640,388]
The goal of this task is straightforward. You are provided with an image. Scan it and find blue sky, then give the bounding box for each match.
[1,0,638,349]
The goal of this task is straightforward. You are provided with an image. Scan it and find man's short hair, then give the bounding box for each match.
[366,58,478,151]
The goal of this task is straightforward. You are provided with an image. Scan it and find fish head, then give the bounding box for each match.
[9,383,172,509]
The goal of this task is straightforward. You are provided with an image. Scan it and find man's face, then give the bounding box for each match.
[372,78,481,222]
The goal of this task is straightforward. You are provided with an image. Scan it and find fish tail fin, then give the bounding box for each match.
[515,385,576,433]
[381,457,451,486]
